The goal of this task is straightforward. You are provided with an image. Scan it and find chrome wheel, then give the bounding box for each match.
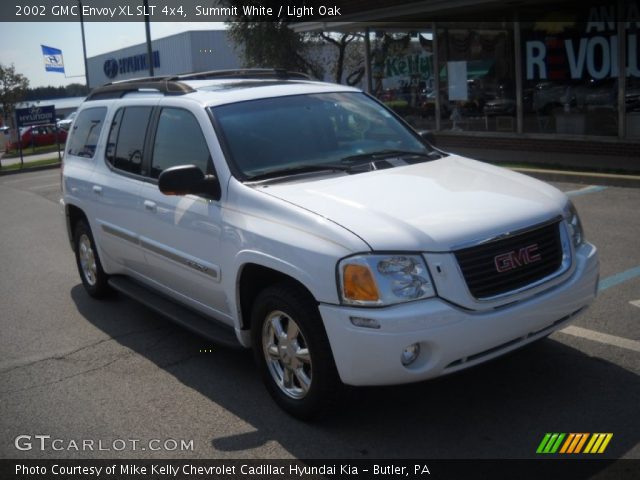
[78,234,97,286]
[262,310,312,400]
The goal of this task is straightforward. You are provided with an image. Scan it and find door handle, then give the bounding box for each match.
[144,200,157,212]
[92,185,102,195]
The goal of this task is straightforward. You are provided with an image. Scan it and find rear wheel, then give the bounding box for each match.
[251,282,343,420]
[74,219,110,298]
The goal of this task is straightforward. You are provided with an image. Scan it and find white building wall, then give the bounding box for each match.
[87,30,241,87]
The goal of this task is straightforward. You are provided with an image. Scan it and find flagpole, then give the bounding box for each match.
[78,0,90,87]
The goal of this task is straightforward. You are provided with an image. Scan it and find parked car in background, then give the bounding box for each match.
[9,124,67,149]
[57,111,77,131]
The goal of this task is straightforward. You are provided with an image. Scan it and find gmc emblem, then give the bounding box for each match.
[494,244,542,273]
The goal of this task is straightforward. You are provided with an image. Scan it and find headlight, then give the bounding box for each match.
[564,200,584,247]
[338,254,435,306]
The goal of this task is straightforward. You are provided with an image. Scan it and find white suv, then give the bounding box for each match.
[61,70,599,419]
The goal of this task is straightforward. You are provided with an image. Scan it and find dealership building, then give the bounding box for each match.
[83,3,638,170]
[293,0,640,169]
[86,30,241,88]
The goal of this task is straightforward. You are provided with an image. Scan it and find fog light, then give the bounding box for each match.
[349,316,381,329]
[401,343,420,366]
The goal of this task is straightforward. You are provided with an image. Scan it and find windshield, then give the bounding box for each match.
[211,92,438,180]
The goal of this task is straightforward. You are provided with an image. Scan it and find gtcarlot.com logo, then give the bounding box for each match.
[536,433,613,454]
[14,435,194,452]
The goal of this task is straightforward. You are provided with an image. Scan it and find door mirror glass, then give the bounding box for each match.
[158,165,220,199]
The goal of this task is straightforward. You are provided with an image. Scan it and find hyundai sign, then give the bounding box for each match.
[16,105,56,127]
[103,51,161,79]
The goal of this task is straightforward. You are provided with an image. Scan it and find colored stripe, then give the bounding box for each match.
[599,266,640,292]
[567,433,583,453]
[574,433,589,453]
[560,433,575,454]
[543,433,560,453]
[590,434,606,453]
[598,434,613,453]
[550,433,565,453]
[583,433,599,453]
[565,185,607,197]
[536,433,552,453]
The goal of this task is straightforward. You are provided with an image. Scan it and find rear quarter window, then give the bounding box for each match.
[66,107,107,158]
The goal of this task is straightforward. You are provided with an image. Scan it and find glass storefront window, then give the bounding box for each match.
[521,4,623,137]
[369,30,436,130]
[437,23,516,132]
[626,21,640,137]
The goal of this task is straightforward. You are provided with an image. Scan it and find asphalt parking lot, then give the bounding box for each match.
[0,167,638,461]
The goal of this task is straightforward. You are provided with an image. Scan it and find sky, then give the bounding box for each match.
[0,22,225,88]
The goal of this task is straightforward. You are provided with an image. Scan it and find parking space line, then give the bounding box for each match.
[559,326,640,354]
[598,266,640,292]
[630,300,640,309]
[565,185,607,197]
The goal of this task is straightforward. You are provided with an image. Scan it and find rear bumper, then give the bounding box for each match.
[320,242,598,386]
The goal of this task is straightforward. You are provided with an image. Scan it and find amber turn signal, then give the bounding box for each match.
[342,264,380,302]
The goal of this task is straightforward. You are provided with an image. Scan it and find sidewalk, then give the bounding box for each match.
[0,149,62,168]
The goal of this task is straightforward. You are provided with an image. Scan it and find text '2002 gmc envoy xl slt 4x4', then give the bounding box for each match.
[61,70,599,419]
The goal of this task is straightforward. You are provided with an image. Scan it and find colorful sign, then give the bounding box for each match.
[536,433,613,454]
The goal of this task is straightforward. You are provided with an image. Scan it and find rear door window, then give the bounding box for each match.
[67,107,107,158]
[106,106,152,175]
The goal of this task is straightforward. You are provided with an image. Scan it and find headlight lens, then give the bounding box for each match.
[339,254,435,306]
[564,200,584,247]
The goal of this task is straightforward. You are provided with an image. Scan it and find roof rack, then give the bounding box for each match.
[177,69,310,81]
[85,69,310,101]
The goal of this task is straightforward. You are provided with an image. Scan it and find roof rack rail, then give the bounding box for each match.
[84,69,310,101]
[177,68,311,81]
[85,79,195,101]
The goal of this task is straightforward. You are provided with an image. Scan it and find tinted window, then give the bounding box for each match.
[106,107,152,175]
[150,108,211,178]
[67,108,107,158]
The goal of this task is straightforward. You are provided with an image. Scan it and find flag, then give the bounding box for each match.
[41,45,65,73]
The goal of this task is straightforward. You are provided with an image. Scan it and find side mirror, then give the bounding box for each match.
[158,165,221,200]
[418,130,436,146]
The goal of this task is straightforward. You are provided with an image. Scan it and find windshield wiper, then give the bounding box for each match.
[340,149,438,164]
[247,164,351,181]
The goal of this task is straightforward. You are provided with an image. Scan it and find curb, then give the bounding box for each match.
[511,167,640,188]
[0,162,61,176]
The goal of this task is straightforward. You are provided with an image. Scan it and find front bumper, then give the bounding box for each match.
[320,242,598,386]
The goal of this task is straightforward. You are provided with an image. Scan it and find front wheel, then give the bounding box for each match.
[251,282,343,420]
[74,219,110,298]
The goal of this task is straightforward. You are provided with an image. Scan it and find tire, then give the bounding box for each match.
[74,219,111,298]
[251,281,343,420]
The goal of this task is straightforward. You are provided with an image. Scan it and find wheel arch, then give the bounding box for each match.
[65,203,88,250]
[235,260,318,335]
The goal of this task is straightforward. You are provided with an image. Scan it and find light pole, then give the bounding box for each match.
[144,0,154,77]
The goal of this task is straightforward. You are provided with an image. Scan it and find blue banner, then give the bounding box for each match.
[16,105,56,127]
[41,45,64,73]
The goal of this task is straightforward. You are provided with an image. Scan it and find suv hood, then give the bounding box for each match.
[261,155,568,252]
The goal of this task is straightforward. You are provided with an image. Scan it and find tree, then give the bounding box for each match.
[314,32,365,86]
[0,63,29,128]
[227,20,323,78]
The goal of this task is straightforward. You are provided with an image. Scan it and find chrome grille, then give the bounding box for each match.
[455,221,563,299]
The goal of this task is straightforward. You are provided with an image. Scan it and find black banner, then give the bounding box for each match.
[2,459,639,480]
